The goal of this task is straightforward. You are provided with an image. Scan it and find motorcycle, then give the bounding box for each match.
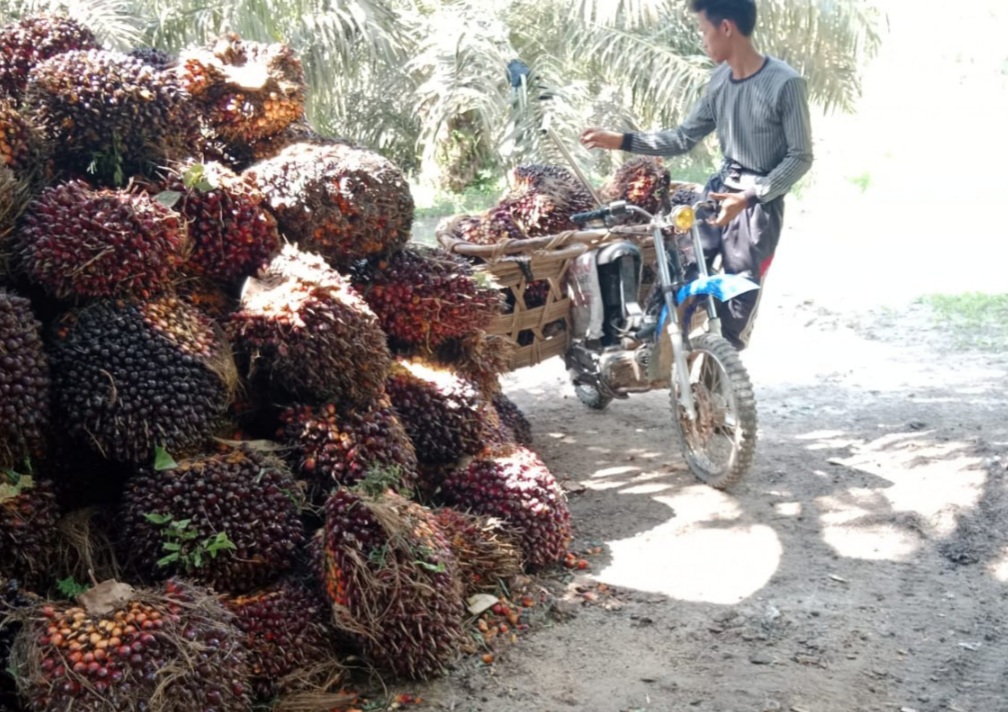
[564,191,760,489]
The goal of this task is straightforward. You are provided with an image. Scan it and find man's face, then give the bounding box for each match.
[697,11,730,63]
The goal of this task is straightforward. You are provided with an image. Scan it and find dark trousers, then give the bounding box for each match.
[697,174,785,351]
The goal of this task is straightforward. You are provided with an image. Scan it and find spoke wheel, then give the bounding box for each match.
[670,333,757,489]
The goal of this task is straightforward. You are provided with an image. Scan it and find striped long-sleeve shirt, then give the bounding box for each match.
[620,57,813,204]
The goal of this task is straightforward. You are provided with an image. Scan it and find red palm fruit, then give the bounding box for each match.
[440,446,571,570]
[228,244,390,406]
[169,161,280,282]
[279,398,418,499]
[0,15,99,99]
[350,245,504,352]
[322,487,465,680]
[16,180,188,299]
[244,142,413,269]
[10,579,252,712]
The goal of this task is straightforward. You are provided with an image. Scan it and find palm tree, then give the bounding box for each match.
[1,0,885,190]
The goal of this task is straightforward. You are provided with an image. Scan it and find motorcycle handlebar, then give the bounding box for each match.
[570,200,628,225]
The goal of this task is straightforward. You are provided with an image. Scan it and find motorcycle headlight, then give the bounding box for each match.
[671,205,695,232]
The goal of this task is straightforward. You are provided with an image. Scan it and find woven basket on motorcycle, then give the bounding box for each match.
[437,217,655,370]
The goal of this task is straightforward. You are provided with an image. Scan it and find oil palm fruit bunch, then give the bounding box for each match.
[433,507,522,597]
[385,358,499,466]
[279,398,418,498]
[119,446,304,594]
[9,579,252,712]
[177,277,239,322]
[0,472,59,591]
[244,142,413,269]
[16,180,188,300]
[321,487,465,680]
[0,98,45,176]
[178,34,306,144]
[48,295,237,464]
[229,244,390,407]
[440,205,526,247]
[0,290,49,469]
[491,391,532,447]
[0,15,99,99]
[350,245,503,352]
[169,162,280,283]
[25,50,198,183]
[500,164,595,238]
[223,579,338,699]
[440,446,571,570]
[601,156,671,217]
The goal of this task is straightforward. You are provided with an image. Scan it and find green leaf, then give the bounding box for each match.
[153,446,178,471]
[156,552,180,568]
[162,542,181,552]
[415,560,447,573]
[144,512,173,525]
[56,576,90,599]
[192,550,203,569]
[154,190,182,209]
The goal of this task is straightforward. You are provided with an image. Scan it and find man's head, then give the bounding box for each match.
[689,0,757,63]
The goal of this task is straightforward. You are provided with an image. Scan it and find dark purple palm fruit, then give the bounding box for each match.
[0,289,49,470]
[321,486,465,680]
[48,295,237,464]
[384,358,500,466]
[168,161,280,283]
[9,579,252,712]
[24,49,199,183]
[16,180,189,300]
[279,398,418,501]
[349,244,504,353]
[491,391,533,447]
[440,446,571,570]
[228,244,390,407]
[178,34,306,145]
[119,445,305,594]
[0,472,59,592]
[223,578,339,699]
[0,15,99,99]
[502,163,595,237]
[127,47,176,70]
[243,142,413,269]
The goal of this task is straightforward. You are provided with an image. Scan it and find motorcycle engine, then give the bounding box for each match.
[599,345,653,393]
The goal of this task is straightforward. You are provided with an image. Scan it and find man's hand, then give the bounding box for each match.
[580,128,622,151]
[708,191,749,227]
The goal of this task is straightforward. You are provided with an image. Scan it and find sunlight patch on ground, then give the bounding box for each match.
[816,490,922,561]
[594,486,781,604]
[828,434,986,536]
[989,549,1008,583]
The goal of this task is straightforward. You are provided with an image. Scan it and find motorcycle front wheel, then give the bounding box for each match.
[575,383,613,411]
[670,333,757,489]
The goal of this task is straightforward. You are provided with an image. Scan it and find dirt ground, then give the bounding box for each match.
[397,256,1008,712]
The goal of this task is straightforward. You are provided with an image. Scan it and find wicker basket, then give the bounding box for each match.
[437,218,656,370]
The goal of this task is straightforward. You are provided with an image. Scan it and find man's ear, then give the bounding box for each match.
[721,18,734,37]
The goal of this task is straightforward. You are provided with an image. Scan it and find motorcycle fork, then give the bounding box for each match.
[651,225,698,421]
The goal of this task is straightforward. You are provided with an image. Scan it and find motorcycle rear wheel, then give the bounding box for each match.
[575,383,613,411]
[670,333,757,489]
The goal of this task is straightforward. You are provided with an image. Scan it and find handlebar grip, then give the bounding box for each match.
[570,206,611,225]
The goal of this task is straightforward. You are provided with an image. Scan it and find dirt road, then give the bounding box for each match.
[405,275,1008,712]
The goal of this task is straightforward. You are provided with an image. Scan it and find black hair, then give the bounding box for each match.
[689,0,757,37]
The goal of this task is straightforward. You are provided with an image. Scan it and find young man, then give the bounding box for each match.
[580,0,813,351]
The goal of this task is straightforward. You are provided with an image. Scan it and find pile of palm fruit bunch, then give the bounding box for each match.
[0,12,573,707]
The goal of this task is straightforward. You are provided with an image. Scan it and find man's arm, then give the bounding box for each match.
[742,76,813,205]
[620,92,716,156]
